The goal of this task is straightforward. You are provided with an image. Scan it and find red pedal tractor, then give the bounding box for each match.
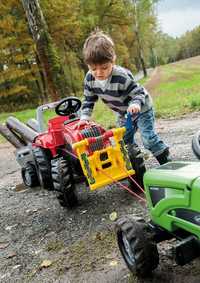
[0,97,146,208]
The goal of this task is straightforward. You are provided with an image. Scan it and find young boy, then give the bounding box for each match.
[79,30,171,165]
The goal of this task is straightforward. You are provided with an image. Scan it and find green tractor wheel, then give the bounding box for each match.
[116,217,159,277]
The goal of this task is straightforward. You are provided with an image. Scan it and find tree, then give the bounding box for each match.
[0,0,42,111]
[129,0,158,75]
[0,0,163,112]
[21,0,70,101]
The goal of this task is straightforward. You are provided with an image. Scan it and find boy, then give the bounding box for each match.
[79,30,171,165]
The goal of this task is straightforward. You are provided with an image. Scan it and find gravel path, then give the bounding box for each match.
[0,112,200,283]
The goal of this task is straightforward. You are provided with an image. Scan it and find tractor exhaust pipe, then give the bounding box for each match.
[0,123,25,148]
[6,116,38,144]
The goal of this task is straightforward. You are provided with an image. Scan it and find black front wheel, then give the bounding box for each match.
[51,157,78,208]
[116,217,159,277]
[21,163,39,187]
[33,147,53,190]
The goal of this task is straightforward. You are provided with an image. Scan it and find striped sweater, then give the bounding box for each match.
[80,65,152,120]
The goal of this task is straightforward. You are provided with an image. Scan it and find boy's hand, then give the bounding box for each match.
[127,103,141,114]
[77,119,90,129]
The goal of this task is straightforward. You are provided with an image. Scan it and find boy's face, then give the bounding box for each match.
[88,62,114,80]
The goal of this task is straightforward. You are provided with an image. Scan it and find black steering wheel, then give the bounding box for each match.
[55,97,81,116]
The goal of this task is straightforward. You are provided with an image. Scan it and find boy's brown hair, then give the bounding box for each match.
[83,30,116,65]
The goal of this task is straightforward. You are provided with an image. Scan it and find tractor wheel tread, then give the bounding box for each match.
[116,217,159,277]
[33,147,53,190]
[21,163,39,187]
[51,157,78,208]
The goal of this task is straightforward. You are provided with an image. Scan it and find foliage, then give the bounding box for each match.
[2,0,200,113]
[153,32,179,65]
[176,26,200,60]
[0,0,160,112]
[153,25,200,66]
[0,0,41,111]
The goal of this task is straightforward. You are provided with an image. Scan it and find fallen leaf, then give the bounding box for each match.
[109,260,118,266]
[40,260,52,268]
[109,212,117,221]
[95,231,103,241]
[15,184,27,192]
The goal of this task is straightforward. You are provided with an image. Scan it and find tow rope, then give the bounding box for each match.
[98,167,146,203]
[63,148,146,204]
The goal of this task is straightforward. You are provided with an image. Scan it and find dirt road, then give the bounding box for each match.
[0,112,200,283]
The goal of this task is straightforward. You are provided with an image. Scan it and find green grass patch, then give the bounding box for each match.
[92,100,115,128]
[153,59,200,117]
[0,108,56,143]
[0,108,56,124]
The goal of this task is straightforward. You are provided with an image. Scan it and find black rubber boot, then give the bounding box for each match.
[156,148,171,165]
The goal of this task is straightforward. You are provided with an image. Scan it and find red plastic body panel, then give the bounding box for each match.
[33,115,106,157]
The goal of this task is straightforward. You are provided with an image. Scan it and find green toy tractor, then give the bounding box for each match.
[116,135,200,277]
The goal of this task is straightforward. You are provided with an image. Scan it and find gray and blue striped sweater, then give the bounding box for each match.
[80,65,152,120]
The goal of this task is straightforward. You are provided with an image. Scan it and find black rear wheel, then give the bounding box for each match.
[116,217,159,277]
[127,144,146,189]
[33,147,53,190]
[21,163,39,187]
[51,157,78,208]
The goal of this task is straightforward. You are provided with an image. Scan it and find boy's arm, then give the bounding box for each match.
[124,75,148,110]
[80,80,98,120]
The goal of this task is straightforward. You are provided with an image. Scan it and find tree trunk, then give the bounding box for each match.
[35,52,48,102]
[132,0,147,77]
[21,0,69,101]
[135,30,147,77]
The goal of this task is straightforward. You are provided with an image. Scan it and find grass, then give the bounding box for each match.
[152,59,200,117]
[92,100,115,128]
[0,108,56,124]
[0,108,56,143]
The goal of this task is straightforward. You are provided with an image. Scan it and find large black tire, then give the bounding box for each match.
[127,144,146,189]
[116,217,159,277]
[21,163,39,187]
[192,131,200,160]
[51,157,78,208]
[33,147,53,190]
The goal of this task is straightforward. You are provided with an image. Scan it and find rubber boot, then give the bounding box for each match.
[156,148,172,165]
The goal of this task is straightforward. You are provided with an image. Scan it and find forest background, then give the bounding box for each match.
[1,0,200,112]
